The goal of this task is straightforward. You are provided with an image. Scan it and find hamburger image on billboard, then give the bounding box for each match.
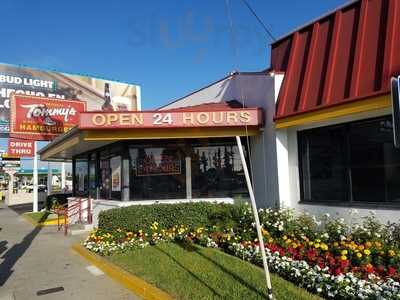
[0,63,141,136]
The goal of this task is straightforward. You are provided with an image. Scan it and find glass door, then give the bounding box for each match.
[100,159,110,199]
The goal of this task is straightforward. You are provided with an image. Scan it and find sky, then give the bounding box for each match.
[0,0,347,168]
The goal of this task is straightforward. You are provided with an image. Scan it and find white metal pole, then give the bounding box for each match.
[33,141,38,212]
[236,136,273,299]
[61,162,66,191]
[47,161,52,195]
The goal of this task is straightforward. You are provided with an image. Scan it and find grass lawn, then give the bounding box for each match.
[24,211,51,223]
[108,242,322,300]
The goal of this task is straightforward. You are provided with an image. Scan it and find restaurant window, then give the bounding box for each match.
[74,158,88,197]
[298,116,400,204]
[191,140,248,199]
[129,146,186,200]
[99,145,123,200]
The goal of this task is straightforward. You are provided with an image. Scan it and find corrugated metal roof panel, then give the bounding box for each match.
[273,0,400,119]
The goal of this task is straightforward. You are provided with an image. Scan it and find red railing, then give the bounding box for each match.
[54,197,92,236]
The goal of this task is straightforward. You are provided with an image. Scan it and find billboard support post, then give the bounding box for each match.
[6,171,15,206]
[47,162,52,195]
[61,162,66,191]
[33,141,38,213]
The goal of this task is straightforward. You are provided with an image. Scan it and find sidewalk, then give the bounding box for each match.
[0,203,140,300]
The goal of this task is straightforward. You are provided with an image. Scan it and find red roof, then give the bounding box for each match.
[272,0,400,119]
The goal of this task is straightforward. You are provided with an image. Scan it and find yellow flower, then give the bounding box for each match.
[358,245,364,251]
[364,249,371,256]
[268,238,274,243]
[340,255,347,261]
[291,243,298,249]
[319,243,328,251]
[283,235,288,240]
[356,252,362,258]
[341,250,348,256]
[333,242,339,247]
[314,243,320,249]
[365,241,372,249]
[388,250,396,257]
[374,241,382,248]
[309,241,314,246]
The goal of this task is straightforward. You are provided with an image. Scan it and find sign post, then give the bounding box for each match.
[5,170,16,206]
[47,162,52,195]
[61,162,66,191]
[33,141,38,212]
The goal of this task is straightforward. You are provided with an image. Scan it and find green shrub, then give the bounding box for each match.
[98,202,248,232]
[45,193,72,210]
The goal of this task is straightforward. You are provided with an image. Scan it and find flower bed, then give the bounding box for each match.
[84,204,400,299]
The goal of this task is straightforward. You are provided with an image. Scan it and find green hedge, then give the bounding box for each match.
[98,202,248,232]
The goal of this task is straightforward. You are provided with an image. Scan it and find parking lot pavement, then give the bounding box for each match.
[0,203,140,300]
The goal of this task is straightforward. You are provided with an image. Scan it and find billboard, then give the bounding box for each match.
[0,63,140,136]
[10,95,86,140]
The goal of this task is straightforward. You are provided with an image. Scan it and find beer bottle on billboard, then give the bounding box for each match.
[102,83,114,111]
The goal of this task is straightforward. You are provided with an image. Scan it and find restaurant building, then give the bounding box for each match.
[38,72,283,224]
[270,0,400,222]
[39,0,400,225]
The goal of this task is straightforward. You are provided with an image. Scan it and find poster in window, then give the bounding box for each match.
[111,156,121,191]
[136,150,181,176]
[76,162,87,192]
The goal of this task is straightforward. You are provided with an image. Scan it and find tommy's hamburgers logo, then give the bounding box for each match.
[21,104,77,125]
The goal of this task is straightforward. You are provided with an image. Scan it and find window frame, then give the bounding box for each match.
[297,115,400,209]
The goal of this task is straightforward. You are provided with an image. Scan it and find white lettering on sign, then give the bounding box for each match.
[21,104,77,122]
[0,75,54,89]
[84,110,259,128]
[153,113,172,125]
[10,141,33,148]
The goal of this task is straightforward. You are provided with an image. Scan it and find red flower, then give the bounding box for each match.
[334,267,342,275]
[340,259,350,269]
[388,266,397,277]
[364,264,374,274]
[306,249,317,261]
[376,265,385,274]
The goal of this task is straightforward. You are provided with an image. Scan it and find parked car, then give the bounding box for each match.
[25,184,47,193]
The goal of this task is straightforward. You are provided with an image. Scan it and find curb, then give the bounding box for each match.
[71,243,174,300]
[22,214,65,227]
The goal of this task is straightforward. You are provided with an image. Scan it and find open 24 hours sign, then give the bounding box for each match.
[10,94,86,141]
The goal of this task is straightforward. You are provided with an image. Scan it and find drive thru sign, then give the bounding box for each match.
[8,138,34,157]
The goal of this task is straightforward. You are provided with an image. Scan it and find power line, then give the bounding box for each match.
[240,0,276,42]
